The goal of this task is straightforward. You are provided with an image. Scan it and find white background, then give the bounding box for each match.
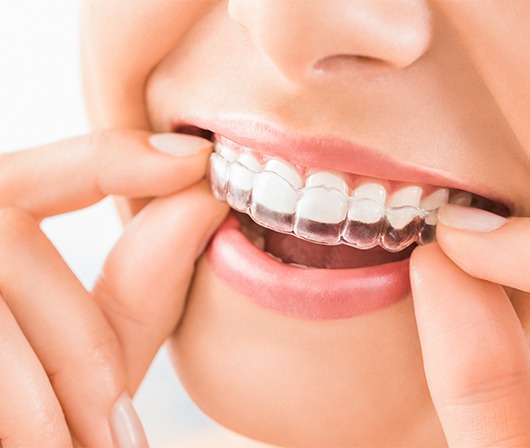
[0,1,244,446]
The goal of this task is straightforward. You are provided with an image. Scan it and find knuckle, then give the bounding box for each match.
[462,367,529,404]
[86,128,131,162]
[46,331,123,405]
[93,274,149,329]
[86,128,116,155]
[85,129,123,196]
[85,331,122,371]
[443,348,530,409]
[448,396,530,447]
[0,207,36,243]
[435,318,530,406]
[86,130,112,170]
[33,403,68,444]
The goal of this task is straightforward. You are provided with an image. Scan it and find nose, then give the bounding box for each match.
[228,0,433,80]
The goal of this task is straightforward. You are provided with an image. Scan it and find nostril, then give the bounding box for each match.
[313,54,395,77]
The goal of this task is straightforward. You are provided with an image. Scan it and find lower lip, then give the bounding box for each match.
[207,212,411,320]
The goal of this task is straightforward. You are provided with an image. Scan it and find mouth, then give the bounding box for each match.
[175,122,508,319]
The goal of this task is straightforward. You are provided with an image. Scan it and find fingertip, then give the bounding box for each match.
[110,394,149,448]
[96,130,215,198]
[148,132,213,157]
[437,204,507,233]
[410,241,435,263]
[410,243,443,280]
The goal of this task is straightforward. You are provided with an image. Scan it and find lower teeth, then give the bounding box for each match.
[288,262,310,269]
[263,250,310,268]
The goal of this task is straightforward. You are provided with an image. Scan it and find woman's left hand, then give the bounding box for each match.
[410,204,530,447]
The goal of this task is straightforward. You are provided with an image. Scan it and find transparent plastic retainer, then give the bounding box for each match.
[209,152,440,253]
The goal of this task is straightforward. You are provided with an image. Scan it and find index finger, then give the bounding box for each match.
[0,130,213,219]
[435,205,530,292]
[410,244,530,447]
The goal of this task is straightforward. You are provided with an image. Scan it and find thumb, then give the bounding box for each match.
[93,181,229,391]
[410,243,530,447]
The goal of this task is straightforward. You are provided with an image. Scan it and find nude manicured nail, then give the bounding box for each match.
[149,133,212,156]
[110,394,149,448]
[437,204,507,232]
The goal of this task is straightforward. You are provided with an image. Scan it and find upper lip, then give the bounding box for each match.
[173,114,510,211]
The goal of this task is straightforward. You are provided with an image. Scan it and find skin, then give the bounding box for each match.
[0,0,529,446]
[0,132,227,446]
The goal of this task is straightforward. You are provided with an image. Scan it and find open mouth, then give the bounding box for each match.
[176,125,508,269]
[175,123,508,319]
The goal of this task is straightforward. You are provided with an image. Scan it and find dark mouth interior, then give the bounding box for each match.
[266,230,415,268]
[237,212,414,269]
[174,124,214,141]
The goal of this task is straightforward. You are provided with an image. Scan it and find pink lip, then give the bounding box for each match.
[207,212,410,320]
[184,114,502,318]
[175,115,498,198]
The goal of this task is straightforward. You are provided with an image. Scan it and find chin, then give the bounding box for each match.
[167,256,442,447]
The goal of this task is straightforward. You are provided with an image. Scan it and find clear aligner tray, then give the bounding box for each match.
[209,152,446,253]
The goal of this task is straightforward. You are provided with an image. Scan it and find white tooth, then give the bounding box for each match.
[386,186,423,208]
[227,162,255,211]
[420,188,449,210]
[296,188,348,224]
[386,208,421,229]
[253,234,265,250]
[353,182,387,202]
[289,262,310,269]
[210,154,230,184]
[450,191,472,206]
[226,154,262,211]
[215,142,238,162]
[305,171,348,194]
[209,154,230,200]
[348,182,387,223]
[264,159,303,188]
[237,153,262,172]
[420,188,449,225]
[386,186,423,229]
[265,251,283,263]
[424,210,438,226]
[229,163,255,191]
[252,171,298,214]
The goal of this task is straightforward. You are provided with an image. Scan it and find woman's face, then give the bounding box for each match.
[82,1,530,446]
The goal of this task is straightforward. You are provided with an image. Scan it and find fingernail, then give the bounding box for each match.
[110,394,149,448]
[437,204,507,232]
[148,133,212,157]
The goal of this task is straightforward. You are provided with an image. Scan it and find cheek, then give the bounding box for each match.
[81,0,216,128]
[168,257,436,447]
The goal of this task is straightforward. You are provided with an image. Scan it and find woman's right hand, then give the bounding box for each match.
[0,130,228,447]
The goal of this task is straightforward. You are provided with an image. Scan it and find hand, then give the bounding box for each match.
[410,204,530,447]
[0,130,228,447]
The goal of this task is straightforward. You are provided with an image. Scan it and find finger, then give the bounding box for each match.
[435,204,530,291]
[0,130,212,219]
[0,208,147,447]
[93,181,229,390]
[0,298,72,447]
[410,243,530,447]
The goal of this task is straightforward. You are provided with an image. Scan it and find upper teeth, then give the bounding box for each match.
[210,139,464,252]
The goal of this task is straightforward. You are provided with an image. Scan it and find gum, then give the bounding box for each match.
[209,152,437,252]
